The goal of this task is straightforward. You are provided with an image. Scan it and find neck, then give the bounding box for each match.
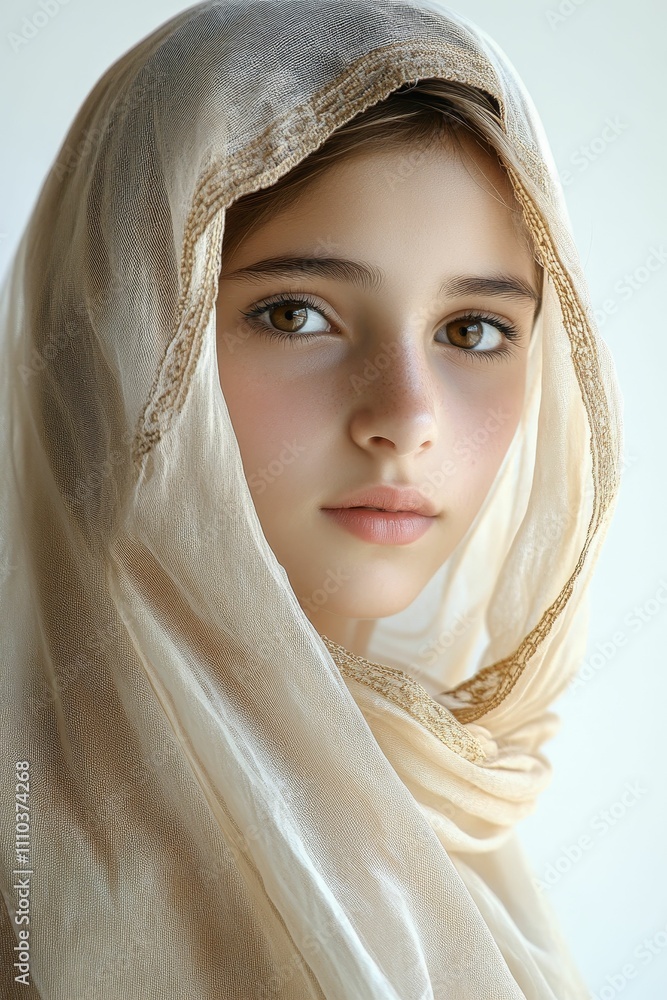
[303,609,376,660]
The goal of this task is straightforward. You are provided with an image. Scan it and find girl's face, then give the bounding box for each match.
[215,138,540,650]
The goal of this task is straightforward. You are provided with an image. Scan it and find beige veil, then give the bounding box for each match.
[0,0,623,996]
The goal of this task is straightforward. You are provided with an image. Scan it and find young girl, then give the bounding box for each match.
[0,0,623,997]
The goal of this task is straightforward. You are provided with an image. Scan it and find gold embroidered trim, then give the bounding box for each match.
[320,634,486,764]
[131,205,224,463]
[441,169,619,724]
[130,40,620,726]
[132,40,509,463]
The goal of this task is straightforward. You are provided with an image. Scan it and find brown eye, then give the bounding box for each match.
[439,317,505,353]
[445,319,484,349]
[246,298,331,336]
[268,303,309,333]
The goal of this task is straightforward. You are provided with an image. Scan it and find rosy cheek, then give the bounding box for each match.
[219,359,322,475]
[439,377,523,493]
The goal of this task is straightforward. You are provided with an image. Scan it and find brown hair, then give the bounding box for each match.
[220,77,542,296]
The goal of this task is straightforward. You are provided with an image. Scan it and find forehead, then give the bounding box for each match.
[255,141,536,275]
[278,135,525,241]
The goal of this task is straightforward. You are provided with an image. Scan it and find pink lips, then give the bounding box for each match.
[321,482,439,544]
[321,507,435,545]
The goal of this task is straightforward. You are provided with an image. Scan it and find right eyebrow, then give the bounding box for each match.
[220,254,542,310]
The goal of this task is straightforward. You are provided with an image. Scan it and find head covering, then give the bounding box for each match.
[0,0,623,997]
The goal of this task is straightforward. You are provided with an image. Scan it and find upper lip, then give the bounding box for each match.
[322,484,439,517]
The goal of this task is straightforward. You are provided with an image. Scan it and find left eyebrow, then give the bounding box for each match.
[220,255,542,308]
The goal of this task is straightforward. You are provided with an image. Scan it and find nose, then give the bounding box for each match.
[347,339,438,458]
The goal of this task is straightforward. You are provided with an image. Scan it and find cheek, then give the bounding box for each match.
[444,368,525,502]
[217,356,325,495]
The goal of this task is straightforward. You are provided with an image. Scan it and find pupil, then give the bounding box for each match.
[449,320,482,348]
[274,304,307,332]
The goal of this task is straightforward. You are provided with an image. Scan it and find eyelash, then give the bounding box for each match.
[239,290,521,363]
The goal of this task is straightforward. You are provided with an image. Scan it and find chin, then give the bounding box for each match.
[324,594,418,621]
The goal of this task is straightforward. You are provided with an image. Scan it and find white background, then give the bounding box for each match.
[1,1,664,997]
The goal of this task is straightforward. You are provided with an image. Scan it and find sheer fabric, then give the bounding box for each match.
[0,0,622,996]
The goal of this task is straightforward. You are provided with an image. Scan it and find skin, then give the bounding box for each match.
[215,135,541,659]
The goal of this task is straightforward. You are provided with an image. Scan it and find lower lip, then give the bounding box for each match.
[321,507,435,545]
